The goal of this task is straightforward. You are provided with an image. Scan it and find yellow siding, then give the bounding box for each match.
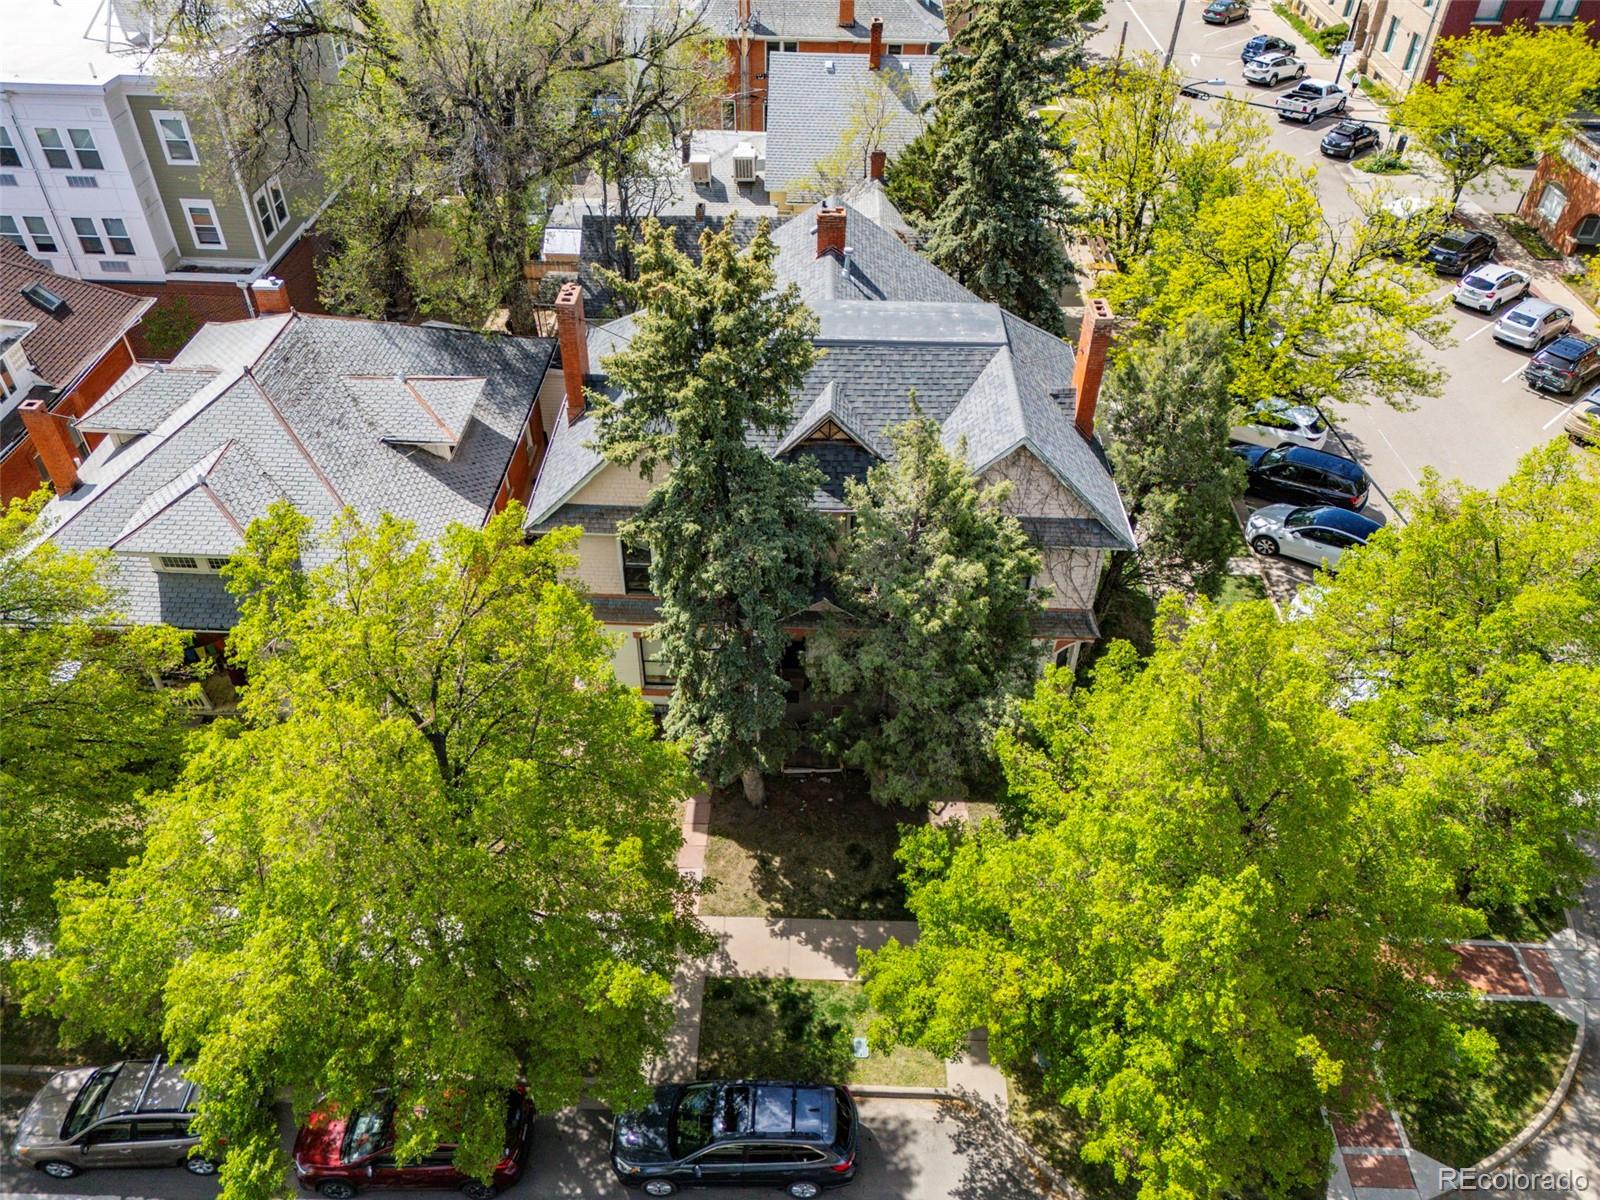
[575,533,624,594]
[608,626,644,689]
[570,462,660,507]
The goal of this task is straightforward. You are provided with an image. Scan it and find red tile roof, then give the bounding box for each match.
[0,243,153,389]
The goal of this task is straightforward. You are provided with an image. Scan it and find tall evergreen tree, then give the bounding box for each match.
[806,414,1041,807]
[923,0,1097,334]
[594,220,830,804]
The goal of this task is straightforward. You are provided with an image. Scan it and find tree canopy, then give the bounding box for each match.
[593,220,829,802]
[1396,22,1600,205]
[805,414,1041,807]
[22,503,704,1200]
[861,599,1480,1198]
[0,490,188,951]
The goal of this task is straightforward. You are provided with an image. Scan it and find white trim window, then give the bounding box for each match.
[71,217,105,255]
[0,127,20,169]
[69,128,103,170]
[1538,182,1568,224]
[181,198,226,249]
[21,215,58,253]
[152,111,197,165]
[35,127,102,170]
[102,217,134,255]
[252,176,290,239]
[0,215,23,248]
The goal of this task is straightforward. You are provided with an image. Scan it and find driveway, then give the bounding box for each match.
[0,1095,1053,1200]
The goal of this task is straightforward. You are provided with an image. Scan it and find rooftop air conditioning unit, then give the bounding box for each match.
[689,154,712,184]
[732,143,759,183]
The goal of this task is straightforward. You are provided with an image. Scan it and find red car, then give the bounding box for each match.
[292,1091,533,1199]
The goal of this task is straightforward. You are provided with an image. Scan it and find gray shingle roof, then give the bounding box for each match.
[701,0,947,44]
[764,53,934,196]
[527,195,1133,552]
[77,367,219,434]
[41,314,554,630]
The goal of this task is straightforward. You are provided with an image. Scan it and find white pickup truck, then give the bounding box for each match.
[1276,80,1348,123]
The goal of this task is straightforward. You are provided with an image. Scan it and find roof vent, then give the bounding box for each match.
[21,281,67,315]
[825,59,836,72]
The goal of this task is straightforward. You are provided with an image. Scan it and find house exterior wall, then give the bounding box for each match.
[125,94,261,265]
[1,335,135,502]
[1520,135,1600,253]
[981,446,1107,627]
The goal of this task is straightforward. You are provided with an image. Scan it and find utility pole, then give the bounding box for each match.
[1114,20,1128,75]
[1334,0,1363,85]
[1163,0,1188,70]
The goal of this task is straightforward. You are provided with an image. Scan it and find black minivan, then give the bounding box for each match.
[1232,443,1371,511]
[611,1081,858,1198]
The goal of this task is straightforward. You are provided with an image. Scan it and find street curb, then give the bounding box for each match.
[1464,944,1588,1174]
[0,1064,63,1079]
[847,1084,951,1099]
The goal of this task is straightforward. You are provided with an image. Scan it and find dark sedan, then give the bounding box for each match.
[611,1081,858,1198]
[1424,229,1497,275]
[1525,335,1600,395]
[1320,121,1380,158]
[1232,443,1371,512]
[1241,33,1294,61]
[1203,0,1249,22]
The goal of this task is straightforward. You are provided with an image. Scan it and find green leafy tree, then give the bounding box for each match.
[1098,319,1246,600]
[923,0,1099,334]
[1106,149,1452,410]
[1396,22,1600,205]
[593,220,829,804]
[0,491,188,951]
[1301,444,1600,919]
[157,0,716,332]
[861,600,1480,1198]
[805,414,1042,807]
[804,67,926,200]
[881,115,948,229]
[22,502,705,1200]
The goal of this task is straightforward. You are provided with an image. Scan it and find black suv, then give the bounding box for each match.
[611,1081,858,1198]
[1425,230,1497,275]
[1241,33,1294,61]
[1320,121,1380,159]
[1525,334,1600,395]
[1232,444,1371,511]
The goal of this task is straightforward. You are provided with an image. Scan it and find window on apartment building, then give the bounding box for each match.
[720,99,736,129]
[639,637,674,687]
[152,111,197,164]
[1383,16,1399,52]
[1538,182,1568,224]
[182,199,226,248]
[252,176,290,238]
[68,128,103,169]
[1342,0,1355,15]
[1474,0,1506,21]
[71,217,105,255]
[34,128,71,169]
[0,216,23,248]
[0,127,20,168]
[21,216,57,253]
[621,538,653,595]
[102,217,134,254]
[1403,32,1420,69]
[780,40,798,52]
[1576,214,1600,244]
[1540,0,1580,19]
[886,43,904,54]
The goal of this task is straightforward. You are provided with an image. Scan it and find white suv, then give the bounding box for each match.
[1452,263,1530,313]
[1230,399,1328,451]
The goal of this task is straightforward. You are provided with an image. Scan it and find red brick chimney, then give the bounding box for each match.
[816,207,847,260]
[869,149,887,181]
[869,18,884,68]
[554,281,589,425]
[1072,299,1113,441]
[250,276,291,315]
[838,0,854,26]
[19,398,81,493]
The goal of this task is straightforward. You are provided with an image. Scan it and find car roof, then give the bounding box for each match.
[1503,298,1560,317]
[1329,121,1366,133]
[1255,51,1293,61]
[705,1082,838,1143]
[1462,263,1517,281]
[1433,231,1477,248]
[1298,506,1381,536]
[1544,335,1596,357]
[1275,444,1367,481]
[94,1061,199,1120]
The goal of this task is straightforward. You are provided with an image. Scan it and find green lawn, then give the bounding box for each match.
[702,774,921,920]
[1214,570,1269,607]
[1395,1001,1577,1167]
[696,978,947,1089]
[1494,214,1565,261]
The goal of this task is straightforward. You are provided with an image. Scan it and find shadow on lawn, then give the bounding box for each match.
[695,977,859,1083]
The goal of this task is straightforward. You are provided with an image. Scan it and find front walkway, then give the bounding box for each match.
[657,791,1009,1111]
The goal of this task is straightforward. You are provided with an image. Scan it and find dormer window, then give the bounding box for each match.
[155,555,231,572]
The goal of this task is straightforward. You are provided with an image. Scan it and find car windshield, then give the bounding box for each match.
[1434,235,1470,252]
[1505,312,1537,327]
[64,1068,121,1138]
[670,1085,717,1159]
[1332,123,1359,135]
[1284,508,1319,529]
[1461,275,1494,290]
[342,1109,390,1164]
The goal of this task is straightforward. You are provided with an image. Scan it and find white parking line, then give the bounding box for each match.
[1372,425,1420,488]
[1124,2,1165,50]
[1502,365,1526,384]
[1544,397,1587,430]
[1462,320,1496,341]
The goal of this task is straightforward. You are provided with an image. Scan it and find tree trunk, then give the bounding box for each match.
[740,767,766,808]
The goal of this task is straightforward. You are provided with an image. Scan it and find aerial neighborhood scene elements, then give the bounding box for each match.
[3,0,1600,1199]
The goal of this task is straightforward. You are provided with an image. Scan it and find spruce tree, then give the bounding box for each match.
[924,0,1093,334]
[594,220,829,804]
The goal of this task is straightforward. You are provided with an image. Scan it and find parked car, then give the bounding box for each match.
[1203,0,1249,22]
[1492,299,1574,350]
[1450,263,1530,313]
[1244,52,1307,85]
[1319,121,1380,158]
[1277,80,1347,122]
[1565,388,1600,445]
[1370,195,1454,260]
[1244,504,1382,571]
[611,1081,859,1198]
[1424,229,1497,275]
[1230,398,1328,451]
[1525,334,1600,395]
[293,1090,534,1199]
[1241,33,1295,61]
[11,1059,211,1180]
[1232,443,1371,511]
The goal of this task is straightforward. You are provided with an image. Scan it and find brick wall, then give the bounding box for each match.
[1,337,137,504]
[1520,140,1600,254]
[1424,2,1600,83]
